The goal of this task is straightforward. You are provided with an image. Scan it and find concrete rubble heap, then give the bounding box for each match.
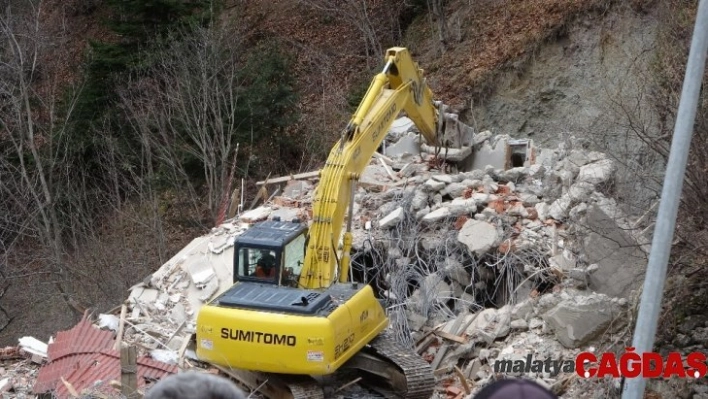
[3,117,685,399]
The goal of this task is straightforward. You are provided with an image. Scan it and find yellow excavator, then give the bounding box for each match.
[195,47,473,399]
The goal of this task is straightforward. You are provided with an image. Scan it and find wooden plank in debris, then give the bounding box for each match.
[433,330,467,344]
[256,170,320,186]
[61,377,79,397]
[227,188,240,219]
[372,151,394,164]
[415,335,438,355]
[454,365,472,394]
[430,315,465,371]
[113,304,127,351]
[178,333,193,369]
[378,158,398,181]
[249,178,270,210]
[120,345,141,399]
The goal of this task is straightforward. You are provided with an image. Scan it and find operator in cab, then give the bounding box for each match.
[254,250,276,279]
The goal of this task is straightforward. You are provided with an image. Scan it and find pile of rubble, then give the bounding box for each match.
[0,117,672,399]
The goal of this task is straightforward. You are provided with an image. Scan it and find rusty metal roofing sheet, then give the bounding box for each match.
[33,313,178,398]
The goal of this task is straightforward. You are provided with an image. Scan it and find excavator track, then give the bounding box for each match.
[283,375,326,399]
[213,365,325,399]
[354,329,436,399]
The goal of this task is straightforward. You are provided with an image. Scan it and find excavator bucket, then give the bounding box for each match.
[411,101,478,166]
[439,109,476,149]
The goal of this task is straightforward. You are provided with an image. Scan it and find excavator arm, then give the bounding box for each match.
[299,47,446,289]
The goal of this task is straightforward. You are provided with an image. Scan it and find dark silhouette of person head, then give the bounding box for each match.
[255,249,276,278]
[145,371,247,399]
[473,378,558,399]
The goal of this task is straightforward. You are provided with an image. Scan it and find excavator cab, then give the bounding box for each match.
[233,218,307,288]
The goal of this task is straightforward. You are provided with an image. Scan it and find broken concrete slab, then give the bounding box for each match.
[519,193,540,206]
[548,252,577,271]
[465,306,511,344]
[388,116,414,135]
[443,182,467,198]
[432,174,455,184]
[577,159,616,187]
[360,164,394,187]
[471,136,509,170]
[270,207,302,222]
[548,194,572,221]
[422,207,451,223]
[507,203,528,218]
[542,293,623,348]
[535,202,550,221]
[482,175,498,193]
[185,260,216,287]
[379,207,404,229]
[420,144,473,163]
[240,206,271,223]
[511,300,534,322]
[384,134,420,158]
[566,150,590,167]
[580,204,648,298]
[411,190,428,210]
[283,180,313,199]
[423,178,446,192]
[129,286,160,305]
[415,206,431,220]
[568,181,595,201]
[458,220,501,256]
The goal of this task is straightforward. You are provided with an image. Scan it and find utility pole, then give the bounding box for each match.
[622,1,708,398]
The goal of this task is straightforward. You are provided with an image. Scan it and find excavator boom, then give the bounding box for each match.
[300,47,445,289]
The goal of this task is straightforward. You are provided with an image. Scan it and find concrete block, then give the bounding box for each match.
[385,134,420,158]
[542,294,622,348]
[379,207,404,229]
[458,220,501,256]
[582,204,647,298]
[186,260,216,287]
[422,207,451,223]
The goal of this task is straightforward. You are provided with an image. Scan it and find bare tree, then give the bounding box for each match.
[0,0,85,317]
[118,22,246,227]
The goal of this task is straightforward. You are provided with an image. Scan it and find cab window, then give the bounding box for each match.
[282,234,306,286]
[237,247,278,281]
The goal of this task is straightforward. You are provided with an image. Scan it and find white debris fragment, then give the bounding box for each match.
[378,207,404,229]
[186,260,216,287]
[97,314,120,332]
[18,337,47,358]
[0,378,12,392]
[422,207,451,223]
[240,206,271,223]
[150,349,180,365]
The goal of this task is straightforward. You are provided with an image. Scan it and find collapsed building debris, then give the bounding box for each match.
[0,117,664,398]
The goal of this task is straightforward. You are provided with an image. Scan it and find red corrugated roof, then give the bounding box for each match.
[33,313,178,398]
